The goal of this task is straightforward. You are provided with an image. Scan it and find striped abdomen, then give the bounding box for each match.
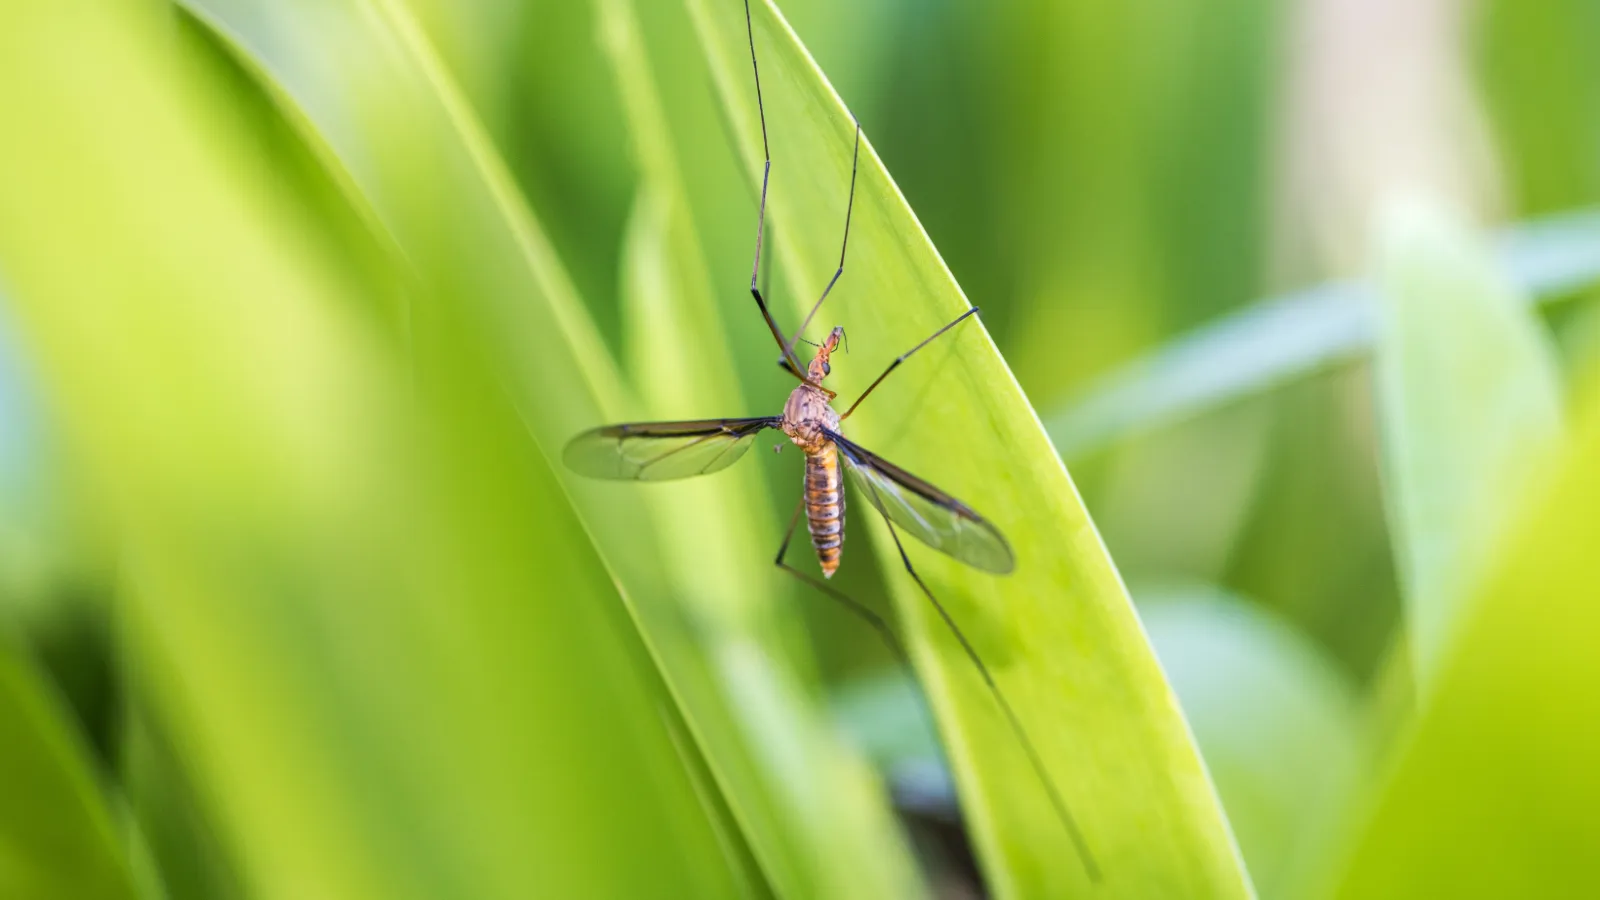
[805,442,845,577]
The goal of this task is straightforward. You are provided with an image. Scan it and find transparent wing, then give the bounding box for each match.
[826,429,1015,574]
[562,417,782,481]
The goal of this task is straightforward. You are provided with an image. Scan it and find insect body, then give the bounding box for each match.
[784,327,846,575]
[561,316,1012,579]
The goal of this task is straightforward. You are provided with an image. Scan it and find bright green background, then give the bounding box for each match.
[1,0,1597,898]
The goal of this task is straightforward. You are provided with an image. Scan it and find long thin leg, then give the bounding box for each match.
[744,0,805,380]
[840,307,981,421]
[773,498,943,777]
[761,216,774,310]
[774,499,911,670]
[762,221,814,382]
[779,122,861,368]
[859,481,1102,883]
[713,52,806,384]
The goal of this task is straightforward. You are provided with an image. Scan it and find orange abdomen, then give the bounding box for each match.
[805,443,845,577]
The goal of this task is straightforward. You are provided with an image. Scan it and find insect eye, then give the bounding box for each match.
[822,361,831,375]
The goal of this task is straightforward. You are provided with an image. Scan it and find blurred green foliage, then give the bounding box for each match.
[0,640,136,899]
[1372,200,1565,683]
[1,0,1599,898]
[1332,360,1600,899]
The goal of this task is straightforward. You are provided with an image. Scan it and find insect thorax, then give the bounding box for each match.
[781,384,840,454]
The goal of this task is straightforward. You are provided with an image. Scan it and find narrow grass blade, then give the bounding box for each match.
[1046,208,1600,459]
[1372,200,1565,683]
[179,0,628,434]
[0,641,137,900]
[690,1,1254,895]
[120,706,246,900]
[1331,367,1600,899]
[0,3,744,895]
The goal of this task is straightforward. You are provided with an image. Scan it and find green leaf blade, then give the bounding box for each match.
[1044,209,1600,460]
[0,644,138,900]
[1332,360,1600,899]
[690,2,1253,895]
[0,3,745,895]
[1373,200,1566,681]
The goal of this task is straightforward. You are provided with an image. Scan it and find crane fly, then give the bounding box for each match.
[564,318,1007,575]
[564,0,1098,883]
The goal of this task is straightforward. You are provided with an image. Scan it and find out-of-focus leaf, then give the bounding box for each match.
[0,2,743,896]
[1090,403,1271,584]
[1045,209,1600,459]
[690,2,1252,895]
[1372,200,1564,682]
[831,669,941,777]
[1218,366,1403,683]
[122,708,244,900]
[1331,367,1600,899]
[399,0,525,141]
[0,641,136,900]
[180,0,628,432]
[600,0,922,895]
[1138,584,1363,900]
[1002,0,1281,400]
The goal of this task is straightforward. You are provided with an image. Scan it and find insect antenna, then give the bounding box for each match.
[858,479,1102,883]
[773,338,828,375]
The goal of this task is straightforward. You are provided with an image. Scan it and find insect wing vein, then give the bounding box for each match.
[563,416,782,482]
[825,429,1015,574]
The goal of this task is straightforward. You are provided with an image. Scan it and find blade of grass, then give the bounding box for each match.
[691,1,1253,895]
[1045,208,1600,459]
[600,0,923,895]
[178,0,628,433]
[1330,362,1600,898]
[1372,199,1565,684]
[121,699,251,900]
[0,3,744,895]
[0,639,137,900]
